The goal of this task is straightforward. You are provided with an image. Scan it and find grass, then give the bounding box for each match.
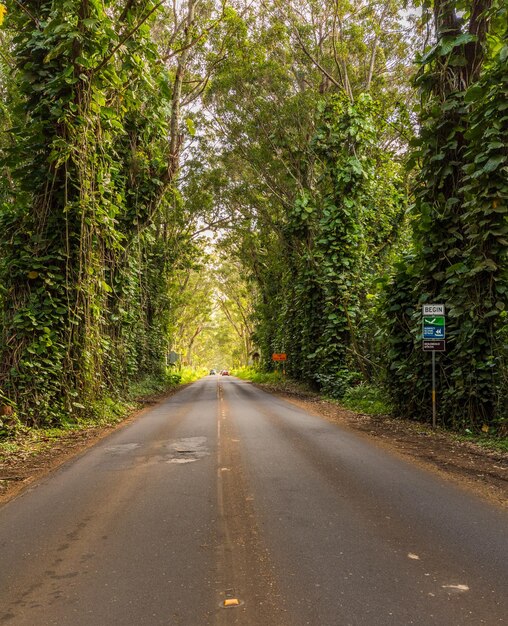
[339,385,507,452]
[180,366,208,384]
[0,425,80,462]
[85,397,131,427]
[0,440,20,455]
[0,401,131,461]
[340,384,393,416]
[129,375,173,399]
[232,366,286,384]
[128,367,206,399]
[455,431,508,453]
[234,367,393,416]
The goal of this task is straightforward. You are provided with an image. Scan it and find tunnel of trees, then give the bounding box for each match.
[0,0,506,433]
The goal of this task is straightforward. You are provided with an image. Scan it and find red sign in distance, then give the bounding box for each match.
[272,353,287,361]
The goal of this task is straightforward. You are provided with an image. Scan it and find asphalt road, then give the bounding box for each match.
[1,376,507,625]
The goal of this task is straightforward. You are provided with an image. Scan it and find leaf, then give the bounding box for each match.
[101,106,117,119]
[464,84,485,102]
[44,40,70,64]
[482,155,506,173]
[438,33,475,57]
[186,118,196,137]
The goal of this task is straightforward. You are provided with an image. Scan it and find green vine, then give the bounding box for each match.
[0,0,176,425]
[386,0,507,430]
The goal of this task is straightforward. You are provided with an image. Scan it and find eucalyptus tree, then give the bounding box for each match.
[386,0,508,429]
[203,0,415,394]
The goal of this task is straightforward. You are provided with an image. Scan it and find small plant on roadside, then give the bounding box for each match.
[341,384,393,416]
[0,410,27,439]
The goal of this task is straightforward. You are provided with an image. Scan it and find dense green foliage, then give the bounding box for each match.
[0,0,224,426]
[0,0,506,435]
[202,0,506,431]
[0,0,174,424]
[204,0,412,396]
[386,0,508,429]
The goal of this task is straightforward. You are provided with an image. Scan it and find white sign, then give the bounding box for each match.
[422,304,445,316]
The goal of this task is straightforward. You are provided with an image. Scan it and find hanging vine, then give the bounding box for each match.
[0,0,175,424]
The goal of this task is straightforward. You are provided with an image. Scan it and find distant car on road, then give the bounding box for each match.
[221,370,230,376]
[209,369,217,375]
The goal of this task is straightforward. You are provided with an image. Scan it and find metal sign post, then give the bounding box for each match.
[432,351,436,429]
[272,353,287,376]
[422,304,446,428]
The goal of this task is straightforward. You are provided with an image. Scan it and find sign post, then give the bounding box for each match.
[422,305,445,428]
[432,350,437,429]
[272,353,287,376]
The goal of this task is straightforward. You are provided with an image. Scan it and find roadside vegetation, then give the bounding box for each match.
[0,367,205,440]
[234,368,392,419]
[0,0,506,445]
[233,367,286,386]
[456,431,508,454]
[341,385,393,417]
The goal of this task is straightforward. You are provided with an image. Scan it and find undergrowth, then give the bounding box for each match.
[0,368,206,442]
[232,366,286,384]
[456,431,508,454]
[340,384,393,416]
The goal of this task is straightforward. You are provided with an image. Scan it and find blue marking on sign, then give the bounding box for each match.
[423,326,445,339]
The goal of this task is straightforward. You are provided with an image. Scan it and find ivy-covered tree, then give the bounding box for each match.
[0,0,225,425]
[386,0,507,430]
[204,0,412,395]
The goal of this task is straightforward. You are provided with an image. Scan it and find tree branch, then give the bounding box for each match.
[293,28,343,91]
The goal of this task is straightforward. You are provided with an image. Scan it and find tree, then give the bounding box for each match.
[0,0,226,425]
[386,0,507,429]
[202,0,413,394]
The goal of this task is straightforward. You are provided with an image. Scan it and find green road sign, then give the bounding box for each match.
[423,315,445,339]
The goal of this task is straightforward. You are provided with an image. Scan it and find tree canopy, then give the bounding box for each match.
[0,0,506,433]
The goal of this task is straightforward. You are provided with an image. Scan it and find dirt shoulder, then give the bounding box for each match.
[255,382,508,509]
[0,386,185,506]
